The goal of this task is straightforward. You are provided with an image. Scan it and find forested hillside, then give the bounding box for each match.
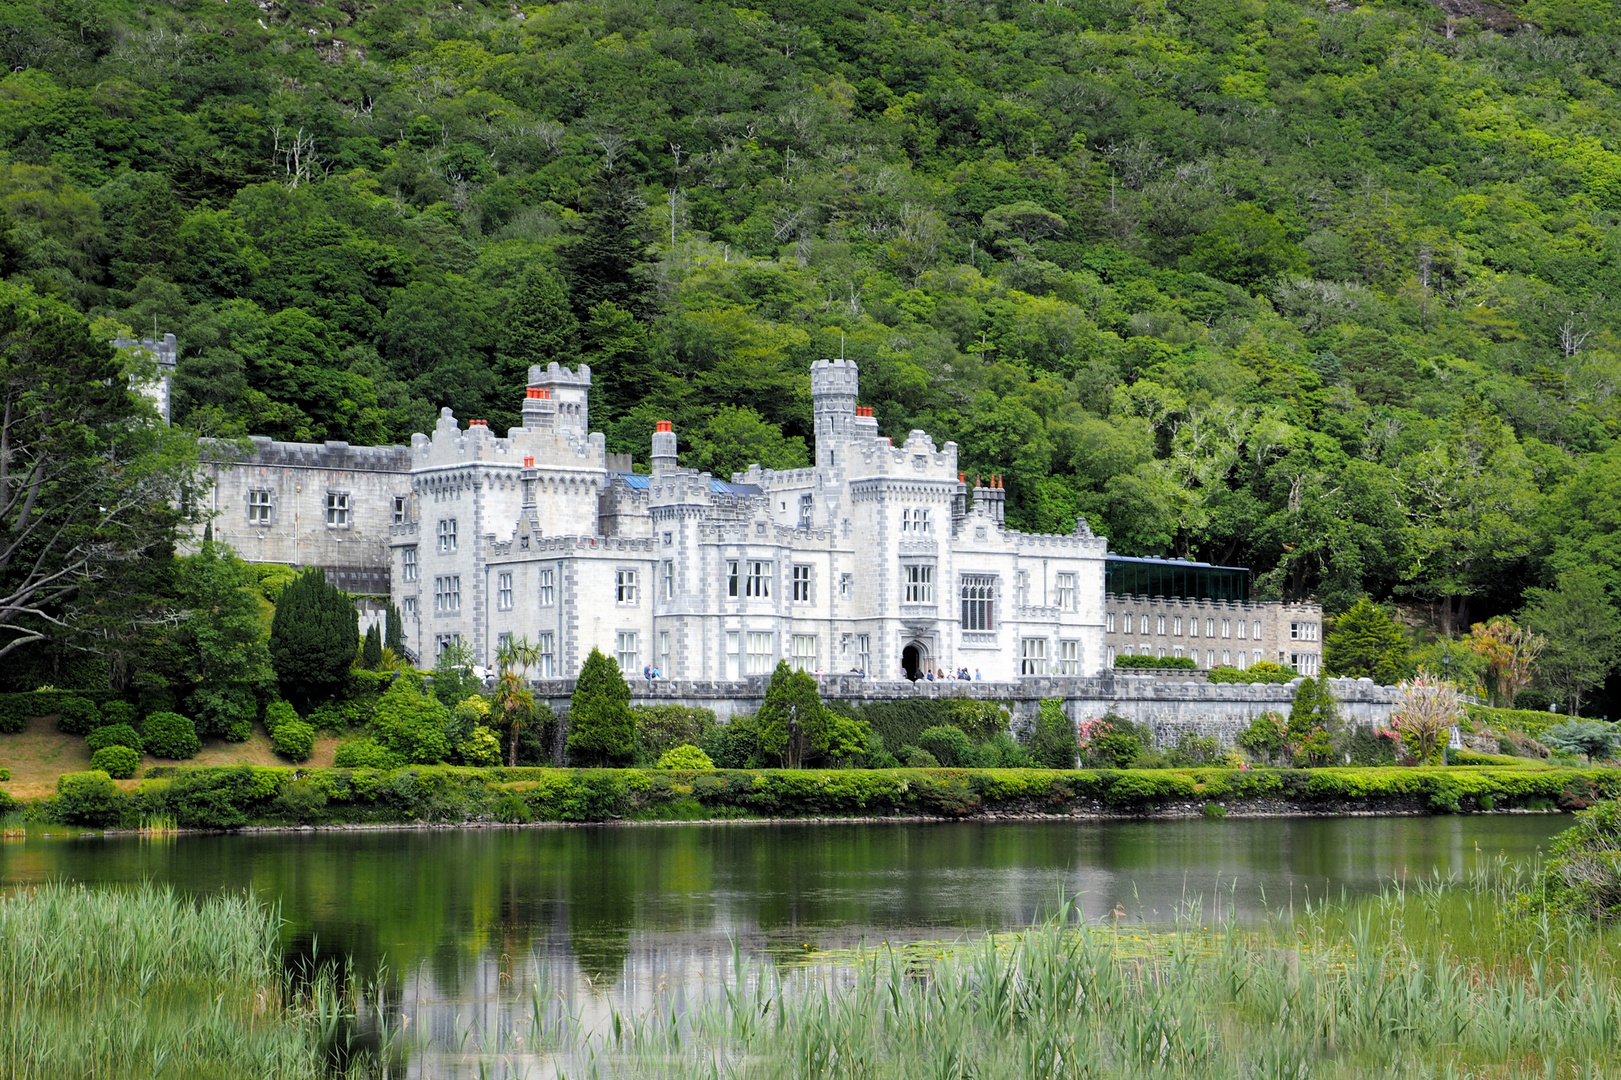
[4,0,1620,639]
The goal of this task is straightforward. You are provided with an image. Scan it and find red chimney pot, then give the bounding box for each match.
[655,420,673,433]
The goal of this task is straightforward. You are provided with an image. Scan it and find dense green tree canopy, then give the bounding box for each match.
[5,0,1621,704]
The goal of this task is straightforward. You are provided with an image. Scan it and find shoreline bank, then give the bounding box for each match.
[11,762,1602,834]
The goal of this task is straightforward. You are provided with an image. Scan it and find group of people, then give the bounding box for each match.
[912,667,981,682]
[642,665,664,681]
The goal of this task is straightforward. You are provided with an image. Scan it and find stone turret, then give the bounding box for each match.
[810,358,859,457]
[114,332,178,424]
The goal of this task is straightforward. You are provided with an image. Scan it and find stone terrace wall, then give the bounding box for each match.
[529,675,1400,747]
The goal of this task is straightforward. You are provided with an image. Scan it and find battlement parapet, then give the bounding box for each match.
[202,436,411,473]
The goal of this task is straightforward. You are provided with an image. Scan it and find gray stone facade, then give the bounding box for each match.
[199,438,412,597]
[1104,596,1323,675]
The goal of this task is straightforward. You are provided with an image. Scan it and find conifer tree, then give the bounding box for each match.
[268,568,358,706]
[384,601,405,654]
[566,647,634,766]
[362,623,383,670]
[1324,599,1411,684]
[499,266,578,396]
[757,660,830,768]
[561,171,651,318]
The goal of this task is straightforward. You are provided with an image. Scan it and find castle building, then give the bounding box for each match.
[1101,556,1321,675]
[200,356,1319,682]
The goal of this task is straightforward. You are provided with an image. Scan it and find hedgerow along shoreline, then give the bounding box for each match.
[20,764,1620,832]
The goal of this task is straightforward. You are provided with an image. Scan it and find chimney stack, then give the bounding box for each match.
[651,420,678,474]
[974,473,1006,526]
[522,386,556,430]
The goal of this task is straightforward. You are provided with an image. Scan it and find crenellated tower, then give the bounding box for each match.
[528,362,592,437]
[810,358,859,463]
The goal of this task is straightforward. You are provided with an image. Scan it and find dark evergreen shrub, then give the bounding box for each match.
[269,568,358,705]
[143,711,202,759]
[86,724,143,754]
[90,745,140,779]
[361,623,383,670]
[1034,700,1080,768]
[55,696,102,735]
[566,648,634,766]
[0,695,28,733]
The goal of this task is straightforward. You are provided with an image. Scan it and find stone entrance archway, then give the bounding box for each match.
[902,642,928,681]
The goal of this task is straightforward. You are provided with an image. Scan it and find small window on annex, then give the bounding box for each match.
[247,489,273,523]
[1058,640,1080,675]
[746,632,774,674]
[745,560,772,598]
[616,631,638,672]
[326,492,350,528]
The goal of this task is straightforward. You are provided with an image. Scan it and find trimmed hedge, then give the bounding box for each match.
[1466,704,1564,738]
[90,745,141,779]
[0,690,118,734]
[52,764,1621,830]
[271,719,315,762]
[144,712,201,759]
[86,724,143,754]
[1114,655,1198,670]
[54,697,101,735]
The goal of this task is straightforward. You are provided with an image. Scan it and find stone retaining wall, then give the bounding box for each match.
[528,675,1401,748]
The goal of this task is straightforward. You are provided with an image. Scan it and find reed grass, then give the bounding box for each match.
[0,882,373,1080]
[393,860,1621,1079]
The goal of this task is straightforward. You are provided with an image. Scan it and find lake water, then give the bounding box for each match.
[0,816,1569,1076]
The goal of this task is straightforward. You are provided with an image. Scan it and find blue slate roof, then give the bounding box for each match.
[611,472,761,496]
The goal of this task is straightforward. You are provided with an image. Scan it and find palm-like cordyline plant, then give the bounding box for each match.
[494,635,541,766]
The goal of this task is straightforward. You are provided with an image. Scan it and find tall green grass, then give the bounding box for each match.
[0,883,372,1080]
[398,862,1621,1079]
